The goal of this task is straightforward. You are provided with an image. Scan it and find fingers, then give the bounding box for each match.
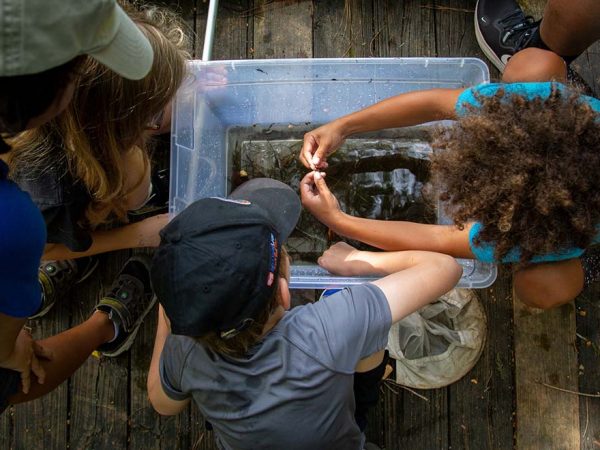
[20,367,31,394]
[299,172,316,199]
[30,353,45,386]
[313,171,329,193]
[300,134,318,170]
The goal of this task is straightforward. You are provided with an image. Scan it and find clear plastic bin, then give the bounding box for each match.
[170,58,496,289]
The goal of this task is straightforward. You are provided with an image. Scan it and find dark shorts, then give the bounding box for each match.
[353,351,389,432]
[12,163,92,252]
[0,368,21,414]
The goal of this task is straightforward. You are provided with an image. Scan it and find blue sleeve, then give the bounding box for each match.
[469,221,588,263]
[285,283,392,374]
[159,335,193,401]
[0,173,46,317]
[455,82,573,116]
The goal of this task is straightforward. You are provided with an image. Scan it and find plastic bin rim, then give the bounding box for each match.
[188,57,490,67]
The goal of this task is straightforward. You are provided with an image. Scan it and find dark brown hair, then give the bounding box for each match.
[198,247,290,358]
[429,86,600,262]
[0,57,84,152]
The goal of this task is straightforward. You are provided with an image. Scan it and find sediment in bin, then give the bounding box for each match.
[228,124,437,265]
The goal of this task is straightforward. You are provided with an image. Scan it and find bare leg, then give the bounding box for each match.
[356,349,385,373]
[8,311,115,403]
[539,0,600,58]
[503,48,567,82]
[513,259,584,309]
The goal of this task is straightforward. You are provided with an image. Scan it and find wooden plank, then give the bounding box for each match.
[212,0,252,60]
[448,267,515,450]
[313,0,375,58]
[373,0,436,57]
[513,291,580,450]
[0,406,12,449]
[194,0,208,59]
[129,304,161,450]
[69,253,130,450]
[433,0,501,81]
[393,389,448,450]
[252,0,313,59]
[575,285,600,450]
[312,0,351,57]
[11,282,71,450]
[572,42,600,97]
[129,300,192,450]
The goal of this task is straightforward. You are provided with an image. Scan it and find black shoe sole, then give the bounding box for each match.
[474,0,509,72]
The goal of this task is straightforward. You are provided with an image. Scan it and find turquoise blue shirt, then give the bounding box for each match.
[455,82,600,264]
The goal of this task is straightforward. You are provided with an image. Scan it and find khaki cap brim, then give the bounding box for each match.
[88,6,153,80]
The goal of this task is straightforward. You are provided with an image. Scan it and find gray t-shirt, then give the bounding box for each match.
[160,283,392,450]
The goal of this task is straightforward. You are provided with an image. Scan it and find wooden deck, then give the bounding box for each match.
[1,1,599,449]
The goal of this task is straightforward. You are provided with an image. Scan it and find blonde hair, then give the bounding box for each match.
[198,247,290,358]
[8,2,190,227]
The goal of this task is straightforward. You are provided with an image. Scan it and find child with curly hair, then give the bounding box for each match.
[299,48,600,309]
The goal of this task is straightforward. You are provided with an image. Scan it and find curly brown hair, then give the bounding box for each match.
[429,85,600,262]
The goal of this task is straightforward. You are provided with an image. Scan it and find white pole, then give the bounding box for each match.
[202,0,219,61]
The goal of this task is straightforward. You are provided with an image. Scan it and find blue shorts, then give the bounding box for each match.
[0,368,21,414]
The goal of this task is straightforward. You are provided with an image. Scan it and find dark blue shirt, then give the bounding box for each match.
[0,160,45,317]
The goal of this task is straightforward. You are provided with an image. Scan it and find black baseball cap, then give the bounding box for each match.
[151,178,301,337]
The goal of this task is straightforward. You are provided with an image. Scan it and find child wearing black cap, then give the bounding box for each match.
[147,178,462,450]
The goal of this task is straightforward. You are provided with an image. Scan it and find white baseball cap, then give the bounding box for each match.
[0,0,153,80]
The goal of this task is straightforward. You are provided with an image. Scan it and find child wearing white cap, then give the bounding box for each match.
[0,0,155,414]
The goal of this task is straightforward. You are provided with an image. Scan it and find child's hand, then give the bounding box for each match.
[300,171,342,226]
[300,121,346,170]
[318,242,375,277]
[0,328,52,394]
[132,213,170,248]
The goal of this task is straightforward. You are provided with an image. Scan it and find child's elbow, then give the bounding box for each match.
[438,254,463,285]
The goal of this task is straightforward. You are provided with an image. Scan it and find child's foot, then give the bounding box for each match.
[33,256,99,318]
[95,256,157,357]
[127,168,170,221]
[475,0,540,71]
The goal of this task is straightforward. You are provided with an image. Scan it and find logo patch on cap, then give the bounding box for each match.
[267,233,278,287]
[211,197,251,206]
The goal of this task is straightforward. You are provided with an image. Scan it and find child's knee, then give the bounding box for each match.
[513,268,577,309]
[503,48,567,83]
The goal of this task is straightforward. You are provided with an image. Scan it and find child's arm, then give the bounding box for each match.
[319,242,462,322]
[43,213,169,260]
[300,171,474,259]
[0,314,50,394]
[300,88,463,170]
[147,305,191,415]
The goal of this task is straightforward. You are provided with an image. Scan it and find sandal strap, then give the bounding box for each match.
[97,275,146,332]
